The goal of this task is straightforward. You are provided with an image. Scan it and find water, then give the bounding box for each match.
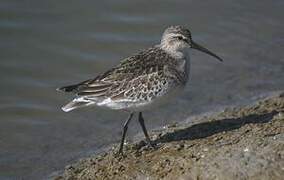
[0,0,283,179]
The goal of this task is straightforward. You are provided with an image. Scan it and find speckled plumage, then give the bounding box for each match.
[59,46,188,111]
[58,25,222,112]
[58,25,223,154]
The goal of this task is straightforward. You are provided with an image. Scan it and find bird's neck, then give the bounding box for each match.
[160,44,189,60]
[159,45,191,82]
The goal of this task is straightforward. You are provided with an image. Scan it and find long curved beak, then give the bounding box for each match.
[191,41,223,62]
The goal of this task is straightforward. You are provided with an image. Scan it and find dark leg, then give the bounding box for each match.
[138,112,155,148]
[118,113,134,154]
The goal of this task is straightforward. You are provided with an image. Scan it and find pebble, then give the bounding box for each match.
[167,122,178,128]
[276,112,284,119]
[185,143,195,149]
[176,144,185,151]
[213,136,223,141]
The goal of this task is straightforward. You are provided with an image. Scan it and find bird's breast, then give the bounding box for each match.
[174,56,190,84]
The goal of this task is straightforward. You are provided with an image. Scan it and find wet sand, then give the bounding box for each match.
[55,92,284,180]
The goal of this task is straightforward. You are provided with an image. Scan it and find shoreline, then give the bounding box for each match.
[54,92,284,180]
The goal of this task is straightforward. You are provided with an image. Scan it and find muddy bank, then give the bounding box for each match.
[55,92,284,180]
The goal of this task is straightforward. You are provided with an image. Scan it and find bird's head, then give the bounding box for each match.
[161,25,223,62]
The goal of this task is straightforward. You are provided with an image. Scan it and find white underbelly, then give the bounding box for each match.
[101,84,186,112]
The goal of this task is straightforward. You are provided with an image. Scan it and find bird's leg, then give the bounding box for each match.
[138,112,155,148]
[118,113,134,155]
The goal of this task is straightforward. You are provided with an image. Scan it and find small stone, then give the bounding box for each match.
[273,136,277,140]
[167,122,178,128]
[164,158,171,165]
[176,144,185,151]
[185,143,195,149]
[97,157,103,162]
[275,112,284,119]
[152,134,159,140]
[243,148,249,152]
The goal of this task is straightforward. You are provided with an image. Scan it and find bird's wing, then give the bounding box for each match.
[58,47,175,100]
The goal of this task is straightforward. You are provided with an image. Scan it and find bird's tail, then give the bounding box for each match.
[62,100,94,112]
[56,84,79,93]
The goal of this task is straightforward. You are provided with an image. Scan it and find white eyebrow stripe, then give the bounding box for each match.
[169,33,187,39]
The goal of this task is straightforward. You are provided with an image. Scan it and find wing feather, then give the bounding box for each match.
[58,47,177,102]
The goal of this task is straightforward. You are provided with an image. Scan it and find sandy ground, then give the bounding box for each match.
[55,92,284,180]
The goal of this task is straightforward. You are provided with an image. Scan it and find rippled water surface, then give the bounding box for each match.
[0,0,284,179]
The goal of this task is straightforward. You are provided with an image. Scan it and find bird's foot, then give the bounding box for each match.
[147,141,157,149]
[137,140,158,152]
[114,149,126,159]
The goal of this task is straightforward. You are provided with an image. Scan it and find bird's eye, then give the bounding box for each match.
[177,36,183,40]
